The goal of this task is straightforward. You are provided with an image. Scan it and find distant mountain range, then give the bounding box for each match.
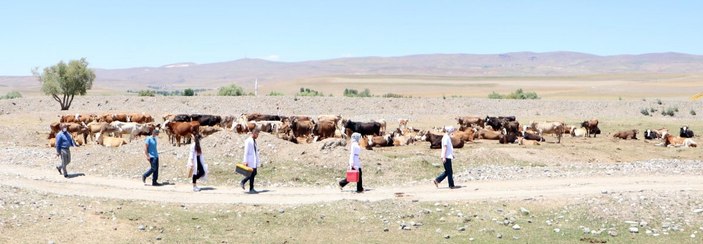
[3,52,703,91]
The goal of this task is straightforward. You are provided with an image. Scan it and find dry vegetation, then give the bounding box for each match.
[1,95,702,242]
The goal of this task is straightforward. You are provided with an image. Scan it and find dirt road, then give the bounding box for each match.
[1,165,701,205]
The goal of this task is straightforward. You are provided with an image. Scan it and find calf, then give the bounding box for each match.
[96,134,127,147]
[612,129,638,140]
[680,126,694,138]
[571,127,587,137]
[643,129,662,140]
[581,119,599,137]
[657,132,697,148]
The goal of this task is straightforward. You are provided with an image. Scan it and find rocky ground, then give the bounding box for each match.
[1,96,702,242]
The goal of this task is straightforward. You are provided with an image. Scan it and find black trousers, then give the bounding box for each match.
[241,168,257,190]
[339,168,363,192]
[435,158,454,188]
[143,157,159,184]
[192,160,205,184]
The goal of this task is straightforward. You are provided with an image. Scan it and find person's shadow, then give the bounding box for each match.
[65,173,85,179]
[199,187,216,191]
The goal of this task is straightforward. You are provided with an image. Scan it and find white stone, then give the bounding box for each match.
[629,227,639,233]
[554,228,561,233]
[520,207,530,215]
[512,224,521,230]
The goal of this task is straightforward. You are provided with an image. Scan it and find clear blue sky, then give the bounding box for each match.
[1,0,701,75]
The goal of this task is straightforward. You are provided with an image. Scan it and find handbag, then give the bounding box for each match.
[236,163,253,176]
[346,169,359,183]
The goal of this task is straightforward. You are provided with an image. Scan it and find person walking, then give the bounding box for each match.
[142,129,162,186]
[187,134,208,192]
[55,123,76,178]
[241,128,260,193]
[339,132,363,193]
[433,126,456,189]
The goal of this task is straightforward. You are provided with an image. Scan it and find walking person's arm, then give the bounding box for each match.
[144,139,150,162]
[55,133,63,157]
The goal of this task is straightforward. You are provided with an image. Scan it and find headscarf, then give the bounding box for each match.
[351,132,362,143]
[445,126,455,134]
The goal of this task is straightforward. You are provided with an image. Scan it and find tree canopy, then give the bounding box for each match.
[34,58,95,110]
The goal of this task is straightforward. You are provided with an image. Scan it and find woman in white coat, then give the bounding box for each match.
[338,132,363,193]
[187,134,208,192]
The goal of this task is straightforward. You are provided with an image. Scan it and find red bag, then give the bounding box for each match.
[346,170,359,182]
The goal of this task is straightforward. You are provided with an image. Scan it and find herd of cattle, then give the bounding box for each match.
[46,113,698,149]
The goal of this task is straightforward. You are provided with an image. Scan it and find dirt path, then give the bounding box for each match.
[2,165,702,205]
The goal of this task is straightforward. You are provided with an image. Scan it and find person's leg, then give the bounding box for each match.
[60,149,70,176]
[356,168,363,192]
[143,157,155,181]
[152,157,159,185]
[339,178,349,188]
[445,159,454,188]
[435,159,448,183]
[193,162,205,184]
[248,168,257,191]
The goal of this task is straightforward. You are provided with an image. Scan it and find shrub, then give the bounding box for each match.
[2,91,22,99]
[184,88,195,96]
[691,110,697,116]
[297,87,324,96]
[488,91,504,99]
[640,108,650,116]
[661,107,676,117]
[218,84,245,96]
[267,91,284,96]
[489,89,539,99]
[138,90,155,97]
[343,88,372,97]
[656,99,662,105]
[382,93,405,98]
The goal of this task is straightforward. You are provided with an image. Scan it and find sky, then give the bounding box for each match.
[1,0,702,76]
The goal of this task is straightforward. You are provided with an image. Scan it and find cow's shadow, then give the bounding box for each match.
[65,173,85,178]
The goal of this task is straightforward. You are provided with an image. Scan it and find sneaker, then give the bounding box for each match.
[240,182,246,190]
[142,175,147,184]
[152,182,163,186]
[193,186,201,192]
[56,167,62,175]
[248,189,258,194]
[432,180,439,188]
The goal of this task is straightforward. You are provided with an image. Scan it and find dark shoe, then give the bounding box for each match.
[152,182,163,186]
[240,182,245,190]
[142,175,146,184]
[449,186,458,189]
[355,190,364,193]
[64,174,69,178]
[248,189,258,194]
[56,167,62,175]
[433,180,439,188]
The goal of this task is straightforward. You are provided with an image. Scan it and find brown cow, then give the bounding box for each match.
[612,129,638,140]
[59,114,82,123]
[199,126,222,137]
[129,113,154,123]
[291,119,314,138]
[48,138,56,147]
[165,121,200,146]
[83,121,108,143]
[657,133,697,147]
[456,116,485,130]
[368,134,394,147]
[526,121,565,143]
[477,128,501,140]
[398,118,410,129]
[453,128,477,142]
[99,113,129,123]
[97,134,127,147]
[422,132,464,149]
[313,120,337,141]
[581,119,600,137]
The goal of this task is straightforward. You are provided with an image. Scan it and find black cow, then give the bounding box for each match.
[521,131,545,142]
[680,126,694,138]
[422,132,464,149]
[173,114,191,122]
[499,132,519,144]
[191,114,222,127]
[643,129,661,140]
[485,116,517,131]
[343,120,381,137]
[246,113,284,122]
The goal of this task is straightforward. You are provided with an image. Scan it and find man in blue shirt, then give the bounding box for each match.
[55,124,76,178]
[142,129,162,186]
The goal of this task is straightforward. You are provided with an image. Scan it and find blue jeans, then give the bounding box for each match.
[435,158,454,188]
[143,157,159,184]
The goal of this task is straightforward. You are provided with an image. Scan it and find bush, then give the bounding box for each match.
[184,88,195,96]
[138,90,155,97]
[382,93,405,98]
[267,91,284,96]
[488,89,539,99]
[640,108,650,116]
[297,87,324,96]
[343,88,373,97]
[2,91,22,99]
[656,99,662,105]
[218,84,245,96]
[662,107,676,117]
[691,110,697,116]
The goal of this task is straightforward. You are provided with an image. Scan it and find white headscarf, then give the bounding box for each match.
[445,126,455,134]
[351,132,362,143]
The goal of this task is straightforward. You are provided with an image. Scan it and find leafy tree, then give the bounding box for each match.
[34,58,95,110]
[138,90,156,97]
[184,88,195,96]
[218,84,246,96]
